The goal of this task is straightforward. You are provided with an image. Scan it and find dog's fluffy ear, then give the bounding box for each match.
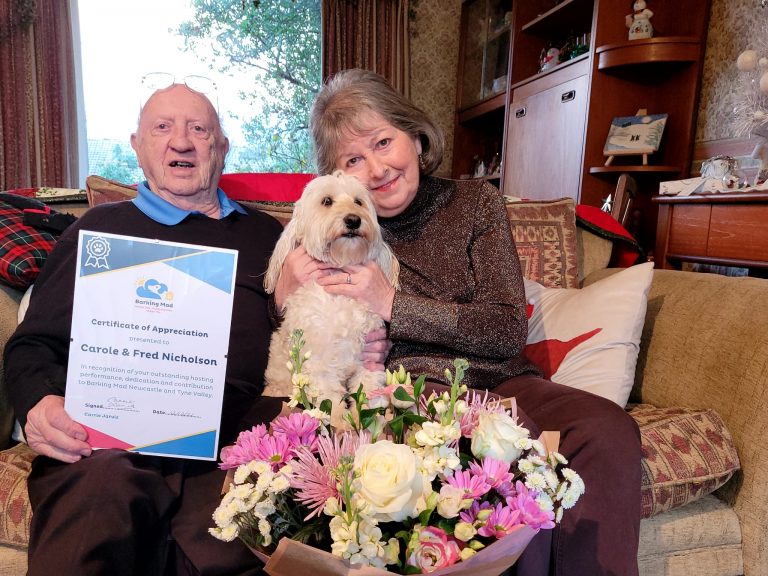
[264,218,300,294]
[376,243,400,290]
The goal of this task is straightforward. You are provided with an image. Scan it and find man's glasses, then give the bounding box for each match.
[139,72,219,110]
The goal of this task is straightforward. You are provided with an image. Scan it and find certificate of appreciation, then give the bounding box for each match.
[64,230,238,460]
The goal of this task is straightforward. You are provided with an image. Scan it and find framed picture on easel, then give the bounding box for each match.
[603,109,668,166]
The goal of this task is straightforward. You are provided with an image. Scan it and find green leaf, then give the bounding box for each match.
[393,386,414,402]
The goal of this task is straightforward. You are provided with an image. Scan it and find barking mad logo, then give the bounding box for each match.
[136,279,174,302]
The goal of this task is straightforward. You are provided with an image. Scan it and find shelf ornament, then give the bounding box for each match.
[625,0,654,41]
[734,31,768,184]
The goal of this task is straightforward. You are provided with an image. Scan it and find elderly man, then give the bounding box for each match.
[4,83,283,575]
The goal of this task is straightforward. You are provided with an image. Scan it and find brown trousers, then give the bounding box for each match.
[499,374,642,576]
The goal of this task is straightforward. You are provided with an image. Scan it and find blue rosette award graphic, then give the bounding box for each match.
[64,230,238,460]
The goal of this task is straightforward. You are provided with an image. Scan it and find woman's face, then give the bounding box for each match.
[335,112,422,218]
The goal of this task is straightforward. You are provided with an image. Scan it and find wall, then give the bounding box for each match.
[696,0,767,142]
[409,0,462,177]
[410,0,767,178]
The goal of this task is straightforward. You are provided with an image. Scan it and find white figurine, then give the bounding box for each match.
[626,0,654,41]
[751,139,768,186]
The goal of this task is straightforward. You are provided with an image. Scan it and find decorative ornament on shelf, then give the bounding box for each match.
[625,0,654,41]
[539,46,561,73]
[734,27,768,185]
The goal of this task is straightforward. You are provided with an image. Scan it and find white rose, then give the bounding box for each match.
[353,440,427,522]
[470,412,529,463]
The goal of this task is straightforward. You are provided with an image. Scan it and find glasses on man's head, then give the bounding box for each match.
[139,72,219,111]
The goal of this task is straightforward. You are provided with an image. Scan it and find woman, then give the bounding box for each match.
[277,68,641,576]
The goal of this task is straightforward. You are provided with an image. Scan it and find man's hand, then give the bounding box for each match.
[24,395,91,463]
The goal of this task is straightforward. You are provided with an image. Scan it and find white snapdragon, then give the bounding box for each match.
[414,421,461,448]
[420,444,461,480]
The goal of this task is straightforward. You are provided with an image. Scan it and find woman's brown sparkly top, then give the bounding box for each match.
[379,176,541,390]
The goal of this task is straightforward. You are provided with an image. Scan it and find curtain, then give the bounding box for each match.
[0,0,78,190]
[322,0,411,97]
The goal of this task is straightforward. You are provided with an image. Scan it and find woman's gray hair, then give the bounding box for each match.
[310,69,444,176]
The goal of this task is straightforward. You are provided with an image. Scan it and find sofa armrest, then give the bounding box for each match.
[585,267,768,574]
[0,284,23,450]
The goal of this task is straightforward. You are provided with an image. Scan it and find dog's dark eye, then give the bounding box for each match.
[322,196,332,206]
[354,198,363,206]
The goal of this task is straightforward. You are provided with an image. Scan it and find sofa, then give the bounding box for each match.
[0,190,764,576]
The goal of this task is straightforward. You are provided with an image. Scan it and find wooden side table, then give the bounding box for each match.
[653,190,768,270]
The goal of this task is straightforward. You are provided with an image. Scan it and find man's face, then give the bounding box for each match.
[131,84,229,200]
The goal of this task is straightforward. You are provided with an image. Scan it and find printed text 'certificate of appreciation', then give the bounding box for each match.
[64,230,238,460]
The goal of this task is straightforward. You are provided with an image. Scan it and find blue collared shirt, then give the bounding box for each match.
[132,182,247,225]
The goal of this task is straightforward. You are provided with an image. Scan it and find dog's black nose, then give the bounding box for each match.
[344,214,361,230]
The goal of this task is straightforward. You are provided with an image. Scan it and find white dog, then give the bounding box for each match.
[262,171,400,413]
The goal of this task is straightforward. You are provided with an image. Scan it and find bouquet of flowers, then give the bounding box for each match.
[210,330,584,575]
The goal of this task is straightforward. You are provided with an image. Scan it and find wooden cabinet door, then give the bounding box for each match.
[503,73,588,201]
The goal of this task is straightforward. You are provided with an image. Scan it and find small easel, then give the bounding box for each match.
[604,108,655,167]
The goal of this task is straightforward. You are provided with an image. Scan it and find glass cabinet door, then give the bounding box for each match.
[458,0,512,109]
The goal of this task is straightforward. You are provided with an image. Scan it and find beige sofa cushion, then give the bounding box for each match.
[629,404,740,519]
[0,444,34,547]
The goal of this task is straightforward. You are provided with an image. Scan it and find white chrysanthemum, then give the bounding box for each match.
[544,469,560,491]
[258,518,271,537]
[270,474,291,493]
[230,483,257,501]
[255,470,275,492]
[552,451,568,465]
[209,524,239,542]
[536,493,555,511]
[518,458,536,474]
[233,464,251,485]
[212,504,236,528]
[252,460,271,476]
[562,485,584,508]
[525,471,547,491]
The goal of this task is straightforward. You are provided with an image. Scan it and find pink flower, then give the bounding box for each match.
[252,433,295,470]
[459,390,512,437]
[406,525,461,573]
[270,412,320,451]
[219,424,269,470]
[506,481,556,531]
[477,502,523,539]
[468,457,514,489]
[291,431,369,519]
[444,469,491,499]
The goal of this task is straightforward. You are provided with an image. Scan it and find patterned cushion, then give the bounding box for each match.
[505,198,579,288]
[85,175,137,207]
[0,199,58,289]
[629,404,740,519]
[240,200,294,227]
[0,443,36,546]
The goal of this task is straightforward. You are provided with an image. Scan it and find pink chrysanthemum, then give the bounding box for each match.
[252,433,295,470]
[506,481,556,531]
[219,424,269,470]
[270,412,321,451]
[291,431,370,519]
[468,457,514,489]
[444,469,491,499]
[476,502,523,539]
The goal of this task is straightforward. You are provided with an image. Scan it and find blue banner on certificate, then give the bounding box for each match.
[64,231,238,460]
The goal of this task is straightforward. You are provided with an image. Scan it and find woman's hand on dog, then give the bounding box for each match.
[317,261,396,322]
[361,327,392,371]
[275,246,340,310]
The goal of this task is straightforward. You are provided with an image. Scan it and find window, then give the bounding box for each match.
[75,0,321,184]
